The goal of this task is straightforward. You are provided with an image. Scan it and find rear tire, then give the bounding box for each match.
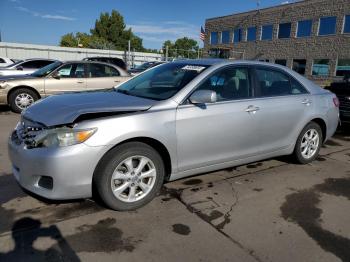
[293,122,323,164]
[8,88,39,113]
[93,142,165,211]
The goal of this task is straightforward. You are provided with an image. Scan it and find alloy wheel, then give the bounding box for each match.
[300,128,320,159]
[110,155,157,203]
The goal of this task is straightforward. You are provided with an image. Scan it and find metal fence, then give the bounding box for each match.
[0,42,162,68]
[162,46,204,61]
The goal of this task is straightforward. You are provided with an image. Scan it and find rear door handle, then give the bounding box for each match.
[114,80,120,83]
[302,99,312,105]
[77,81,84,84]
[245,105,260,113]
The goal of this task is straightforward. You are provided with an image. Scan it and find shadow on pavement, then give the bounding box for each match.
[0,105,11,114]
[0,217,80,262]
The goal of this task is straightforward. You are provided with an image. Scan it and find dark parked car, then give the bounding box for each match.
[128,61,166,75]
[83,57,127,70]
[325,75,350,125]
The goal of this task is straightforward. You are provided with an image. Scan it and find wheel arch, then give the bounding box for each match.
[310,118,327,143]
[93,136,172,182]
[7,86,41,104]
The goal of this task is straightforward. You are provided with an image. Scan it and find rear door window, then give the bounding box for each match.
[87,63,120,77]
[255,67,307,97]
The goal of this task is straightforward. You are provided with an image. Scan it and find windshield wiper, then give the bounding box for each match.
[117,89,132,96]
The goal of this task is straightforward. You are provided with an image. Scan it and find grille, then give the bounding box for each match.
[13,117,46,146]
[338,95,350,111]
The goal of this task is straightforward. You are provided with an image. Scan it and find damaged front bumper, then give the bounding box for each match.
[8,124,107,200]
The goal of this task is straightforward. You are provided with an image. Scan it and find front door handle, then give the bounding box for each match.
[114,80,120,83]
[245,105,260,113]
[77,81,84,84]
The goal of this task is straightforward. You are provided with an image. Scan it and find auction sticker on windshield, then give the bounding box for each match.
[181,65,206,72]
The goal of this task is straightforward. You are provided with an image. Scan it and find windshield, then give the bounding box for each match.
[31,61,63,77]
[116,62,209,100]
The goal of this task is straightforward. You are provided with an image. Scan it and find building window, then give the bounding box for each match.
[221,31,230,44]
[336,59,350,76]
[292,59,307,75]
[343,15,350,33]
[318,16,337,35]
[261,25,273,40]
[210,32,219,45]
[275,59,287,66]
[234,28,243,43]
[297,20,312,37]
[259,59,270,62]
[247,27,256,41]
[312,59,330,76]
[278,22,291,39]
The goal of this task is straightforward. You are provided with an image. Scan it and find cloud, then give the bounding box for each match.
[126,21,200,43]
[9,0,21,3]
[15,6,76,21]
[41,14,76,21]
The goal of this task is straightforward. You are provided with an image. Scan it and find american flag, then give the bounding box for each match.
[200,26,205,41]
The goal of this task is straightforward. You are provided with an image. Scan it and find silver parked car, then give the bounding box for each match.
[0,59,57,76]
[0,60,130,113]
[8,60,339,210]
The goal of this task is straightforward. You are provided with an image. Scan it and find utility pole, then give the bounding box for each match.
[165,45,169,62]
[128,40,131,69]
[256,0,261,9]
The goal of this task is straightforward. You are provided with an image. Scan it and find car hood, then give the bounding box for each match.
[23,90,157,126]
[0,74,37,81]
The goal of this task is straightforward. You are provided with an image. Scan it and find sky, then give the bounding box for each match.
[0,0,291,49]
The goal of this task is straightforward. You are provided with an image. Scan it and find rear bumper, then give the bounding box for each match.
[8,133,107,200]
[325,106,339,141]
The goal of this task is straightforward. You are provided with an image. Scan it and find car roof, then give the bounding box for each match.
[21,58,58,62]
[83,56,123,60]
[62,60,121,65]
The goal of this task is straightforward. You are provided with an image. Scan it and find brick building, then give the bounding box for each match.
[204,0,350,85]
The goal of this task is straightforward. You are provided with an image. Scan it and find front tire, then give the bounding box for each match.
[293,122,323,164]
[93,142,165,211]
[8,88,39,113]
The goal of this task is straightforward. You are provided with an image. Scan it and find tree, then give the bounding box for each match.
[90,10,126,50]
[60,33,78,47]
[59,9,145,51]
[162,37,199,59]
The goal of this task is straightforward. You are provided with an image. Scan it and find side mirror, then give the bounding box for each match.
[189,90,217,104]
[51,71,61,79]
[16,66,23,71]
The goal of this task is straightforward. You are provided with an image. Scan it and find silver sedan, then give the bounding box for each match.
[8,59,339,210]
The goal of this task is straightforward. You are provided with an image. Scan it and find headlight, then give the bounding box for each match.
[37,128,97,147]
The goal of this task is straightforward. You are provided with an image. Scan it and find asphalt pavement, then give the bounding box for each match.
[0,106,350,262]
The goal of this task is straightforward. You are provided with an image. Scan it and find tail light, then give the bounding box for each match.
[333,97,340,107]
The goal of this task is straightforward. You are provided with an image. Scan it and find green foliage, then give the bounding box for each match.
[162,37,200,59]
[59,9,144,51]
[60,33,77,47]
